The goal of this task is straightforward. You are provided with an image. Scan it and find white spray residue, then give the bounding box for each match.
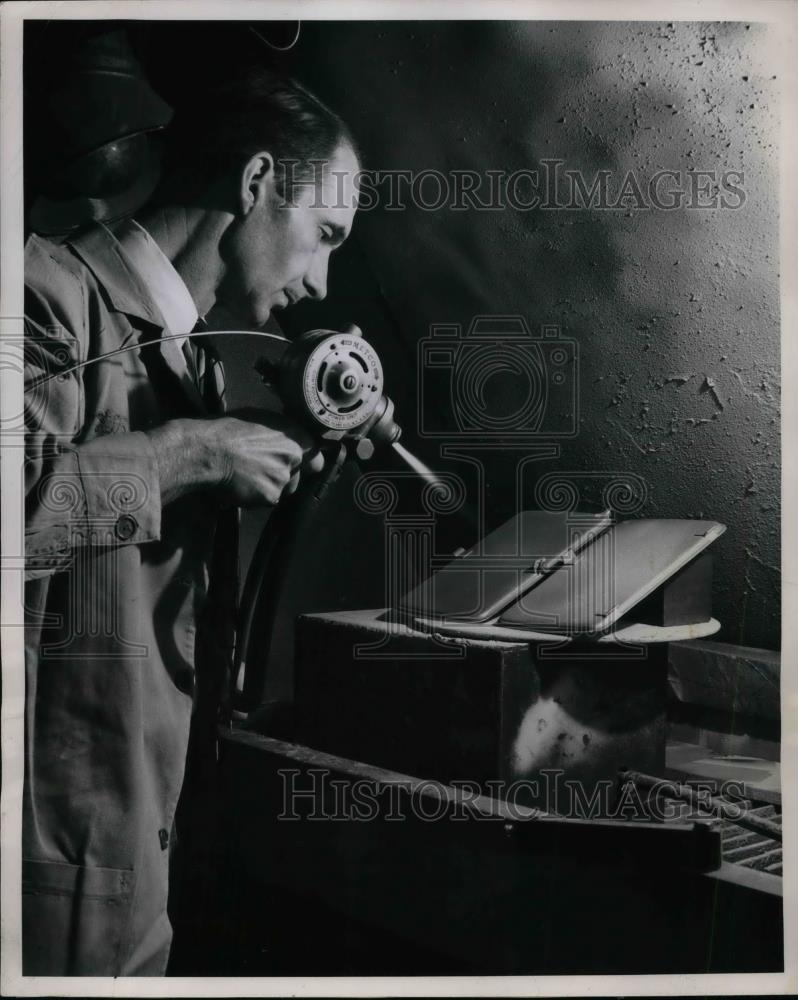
[392,441,446,492]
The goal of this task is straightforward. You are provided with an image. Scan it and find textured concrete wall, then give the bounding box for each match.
[201,20,780,669]
[265,20,779,651]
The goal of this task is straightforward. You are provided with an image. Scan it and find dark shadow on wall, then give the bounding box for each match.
[275,20,780,655]
[24,20,781,673]
[148,19,780,670]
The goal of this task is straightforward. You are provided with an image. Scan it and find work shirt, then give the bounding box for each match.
[22,219,233,976]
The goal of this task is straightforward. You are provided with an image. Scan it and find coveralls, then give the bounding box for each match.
[23,219,233,975]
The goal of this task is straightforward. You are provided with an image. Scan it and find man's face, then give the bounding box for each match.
[219,141,360,327]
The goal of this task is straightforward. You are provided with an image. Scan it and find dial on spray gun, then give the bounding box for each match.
[255,326,442,482]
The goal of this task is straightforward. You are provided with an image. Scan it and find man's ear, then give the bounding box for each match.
[240,151,275,215]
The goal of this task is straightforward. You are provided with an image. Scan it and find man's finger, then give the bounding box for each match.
[284,469,301,495]
[305,449,326,474]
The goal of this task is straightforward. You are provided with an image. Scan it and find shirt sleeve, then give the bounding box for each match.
[24,242,163,580]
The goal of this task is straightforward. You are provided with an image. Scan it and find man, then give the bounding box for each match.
[22,67,360,976]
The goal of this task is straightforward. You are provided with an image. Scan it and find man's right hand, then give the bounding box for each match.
[146,413,325,507]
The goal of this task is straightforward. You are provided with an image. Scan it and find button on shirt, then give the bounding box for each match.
[22,219,231,976]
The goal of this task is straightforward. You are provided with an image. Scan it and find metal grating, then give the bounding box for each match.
[623,771,783,879]
[662,799,782,876]
[718,804,782,876]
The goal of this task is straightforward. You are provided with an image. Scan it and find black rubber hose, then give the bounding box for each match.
[234,443,348,713]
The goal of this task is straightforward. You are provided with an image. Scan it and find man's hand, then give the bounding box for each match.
[146,413,324,507]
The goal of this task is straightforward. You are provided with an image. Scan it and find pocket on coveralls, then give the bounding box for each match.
[22,857,136,976]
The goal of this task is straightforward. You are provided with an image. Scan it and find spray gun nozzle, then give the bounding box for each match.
[359,395,401,449]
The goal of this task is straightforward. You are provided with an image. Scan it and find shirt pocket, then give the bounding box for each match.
[22,857,136,976]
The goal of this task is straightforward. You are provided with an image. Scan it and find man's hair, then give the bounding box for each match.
[155,66,359,204]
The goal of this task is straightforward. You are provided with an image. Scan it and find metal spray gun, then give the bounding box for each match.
[236,327,403,713]
[254,327,402,464]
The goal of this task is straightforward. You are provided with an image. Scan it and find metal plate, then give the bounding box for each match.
[498,519,725,635]
[398,510,611,621]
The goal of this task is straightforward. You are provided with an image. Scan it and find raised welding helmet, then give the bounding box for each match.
[25,25,173,237]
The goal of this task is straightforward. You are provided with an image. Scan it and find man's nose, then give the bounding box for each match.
[303,256,328,301]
